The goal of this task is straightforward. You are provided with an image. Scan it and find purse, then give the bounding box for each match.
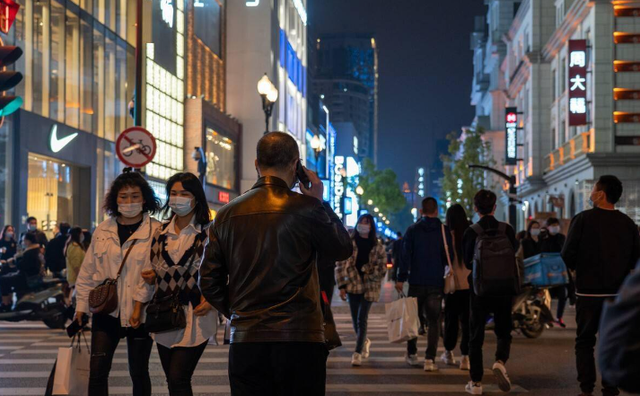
[145,248,199,334]
[441,224,456,295]
[88,241,137,315]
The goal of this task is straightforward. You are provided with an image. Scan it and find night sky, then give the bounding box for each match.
[308,0,488,185]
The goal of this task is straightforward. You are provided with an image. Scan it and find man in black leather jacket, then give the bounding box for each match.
[200,132,353,396]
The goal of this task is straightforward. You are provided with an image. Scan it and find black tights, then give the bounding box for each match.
[157,341,208,396]
[88,314,153,396]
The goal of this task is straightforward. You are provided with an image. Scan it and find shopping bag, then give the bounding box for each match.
[385,295,419,343]
[53,334,90,395]
[44,359,57,396]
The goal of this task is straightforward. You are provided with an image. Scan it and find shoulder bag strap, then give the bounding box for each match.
[470,223,485,237]
[441,223,452,268]
[115,240,137,280]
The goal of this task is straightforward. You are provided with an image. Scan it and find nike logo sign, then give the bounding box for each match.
[49,125,78,153]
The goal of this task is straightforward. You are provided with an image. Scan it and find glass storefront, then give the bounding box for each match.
[9,0,134,140]
[205,128,237,190]
[27,154,78,238]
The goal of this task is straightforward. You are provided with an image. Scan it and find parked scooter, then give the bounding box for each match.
[0,276,70,329]
[511,285,554,338]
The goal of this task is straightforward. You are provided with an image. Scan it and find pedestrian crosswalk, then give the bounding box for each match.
[0,314,533,395]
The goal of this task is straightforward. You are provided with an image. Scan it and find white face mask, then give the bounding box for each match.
[118,203,143,219]
[27,224,37,232]
[548,226,561,235]
[530,229,541,237]
[169,196,194,217]
[5,232,13,239]
[357,224,371,235]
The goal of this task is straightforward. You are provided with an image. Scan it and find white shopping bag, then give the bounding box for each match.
[53,334,90,395]
[385,295,419,344]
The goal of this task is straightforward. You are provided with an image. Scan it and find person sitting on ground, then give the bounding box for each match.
[0,232,44,311]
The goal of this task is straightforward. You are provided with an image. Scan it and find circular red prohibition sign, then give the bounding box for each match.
[116,127,157,168]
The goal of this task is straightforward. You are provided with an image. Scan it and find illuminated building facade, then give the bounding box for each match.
[226,0,308,192]
[312,34,379,164]
[496,0,640,226]
[0,0,136,233]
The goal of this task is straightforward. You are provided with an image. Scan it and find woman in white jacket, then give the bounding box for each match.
[74,169,161,396]
[132,172,216,396]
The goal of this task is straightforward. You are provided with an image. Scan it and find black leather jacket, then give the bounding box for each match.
[200,176,353,343]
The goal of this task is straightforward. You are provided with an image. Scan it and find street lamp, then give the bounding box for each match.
[257,74,278,134]
[355,185,364,196]
[310,134,323,172]
[374,207,379,213]
[367,199,373,205]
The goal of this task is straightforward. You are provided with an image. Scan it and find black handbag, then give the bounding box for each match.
[145,246,198,334]
[321,291,342,350]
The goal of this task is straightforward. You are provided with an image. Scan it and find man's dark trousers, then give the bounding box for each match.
[575,296,619,396]
[228,342,328,396]
[469,292,512,382]
[407,285,443,360]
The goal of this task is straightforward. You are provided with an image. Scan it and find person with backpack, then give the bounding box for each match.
[396,197,453,371]
[561,175,640,396]
[462,190,519,395]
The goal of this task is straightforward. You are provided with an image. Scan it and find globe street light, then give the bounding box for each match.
[367,199,373,205]
[310,134,323,172]
[355,185,364,196]
[257,74,278,135]
[374,207,379,213]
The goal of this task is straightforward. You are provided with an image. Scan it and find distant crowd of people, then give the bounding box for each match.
[0,217,90,312]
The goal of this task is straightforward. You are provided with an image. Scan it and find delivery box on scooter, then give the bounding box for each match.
[524,253,569,287]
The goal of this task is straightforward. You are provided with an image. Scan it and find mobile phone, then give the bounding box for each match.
[296,161,311,190]
[66,314,89,338]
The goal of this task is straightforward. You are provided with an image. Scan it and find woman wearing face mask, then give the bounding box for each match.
[520,221,541,259]
[64,227,86,291]
[336,214,387,367]
[0,225,18,270]
[539,217,569,327]
[74,168,161,396]
[132,172,215,396]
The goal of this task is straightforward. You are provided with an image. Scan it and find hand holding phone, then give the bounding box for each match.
[296,161,311,190]
[297,163,323,201]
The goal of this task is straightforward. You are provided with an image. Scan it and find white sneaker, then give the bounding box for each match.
[405,353,421,367]
[351,352,362,366]
[459,355,470,371]
[441,350,457,366]
[423,358,438,372]
[362,338,371,359]
[465,381,483,395]
[492,361,512,392]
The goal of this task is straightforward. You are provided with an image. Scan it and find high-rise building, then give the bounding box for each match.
[0,0,136,233]
[312,34,379,164]
[226,0,308,192]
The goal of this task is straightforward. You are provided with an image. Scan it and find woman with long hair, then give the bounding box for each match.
[441,204,472,370]
[336,214,387,367]
[132,172,216,396]
[0,225,17,264]
[74,169,161,396]
[64,227,86,289]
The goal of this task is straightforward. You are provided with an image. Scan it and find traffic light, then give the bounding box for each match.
[0,0,21,118]
[0,45,22,117]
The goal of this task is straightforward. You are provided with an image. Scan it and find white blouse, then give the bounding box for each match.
[141,215,217,348]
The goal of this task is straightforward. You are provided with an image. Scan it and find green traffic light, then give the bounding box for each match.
[0,96,23,117]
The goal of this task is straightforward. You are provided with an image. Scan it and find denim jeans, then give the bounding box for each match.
[157,341,208,396]
[407,285,443,360]
[347,293,373,354]
[89,314,153,396]
[469,291,512,383]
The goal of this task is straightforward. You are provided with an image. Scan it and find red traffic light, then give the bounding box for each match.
[506,112,517,123]
[0,0,19,35]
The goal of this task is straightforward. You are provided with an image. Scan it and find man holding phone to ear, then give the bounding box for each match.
[200,131,353,396]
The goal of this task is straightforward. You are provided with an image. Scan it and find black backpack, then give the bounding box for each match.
[471,223,520,297]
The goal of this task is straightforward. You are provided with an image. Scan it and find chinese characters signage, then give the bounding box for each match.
[505,107,518,166]
[568,40,588,126]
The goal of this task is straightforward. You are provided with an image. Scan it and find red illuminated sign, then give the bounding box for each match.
[218,191,230,204]
[568,40,588,126]
[505,107,518,166]
[0,0,19,35]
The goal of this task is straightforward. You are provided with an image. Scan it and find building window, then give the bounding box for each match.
[556,0,565,28]
[552,69,557,102]
[205,128,236,190]
[560,57,566,94]
[51,1,65,123]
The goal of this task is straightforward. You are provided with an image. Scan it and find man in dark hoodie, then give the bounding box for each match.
[396,197,453,371]
[562,175,640,396]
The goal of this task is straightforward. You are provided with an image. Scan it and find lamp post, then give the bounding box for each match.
[340,167,347,224]
[355,185,364,216]
[257,74,278,135]
[310,134,323,172]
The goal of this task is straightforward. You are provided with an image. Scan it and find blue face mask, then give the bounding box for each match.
[357,224,371,235]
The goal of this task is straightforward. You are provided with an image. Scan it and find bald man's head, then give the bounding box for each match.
[256,132,300,171]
